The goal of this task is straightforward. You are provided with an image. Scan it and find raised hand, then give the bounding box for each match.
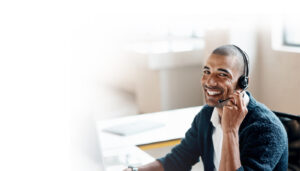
[221,91,248,133]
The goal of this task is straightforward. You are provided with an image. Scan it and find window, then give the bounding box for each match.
[272,15,300,52]
[282,16,300,47]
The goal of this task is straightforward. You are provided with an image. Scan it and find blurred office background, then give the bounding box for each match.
[1,0,300,171]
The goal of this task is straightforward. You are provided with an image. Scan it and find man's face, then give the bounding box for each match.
[201,54,241,107]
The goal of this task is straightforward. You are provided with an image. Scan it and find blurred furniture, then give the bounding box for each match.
[273,111,300,171]
[127,40,205,113]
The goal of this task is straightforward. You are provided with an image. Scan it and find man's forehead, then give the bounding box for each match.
[204,53,244,78]
[204,54,238,66]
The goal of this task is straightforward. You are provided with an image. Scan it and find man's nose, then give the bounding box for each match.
[206,75,218,87]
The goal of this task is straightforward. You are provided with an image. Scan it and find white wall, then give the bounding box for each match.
[256,25,300,114]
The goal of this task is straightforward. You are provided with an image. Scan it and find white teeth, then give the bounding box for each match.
[207,90,221,95]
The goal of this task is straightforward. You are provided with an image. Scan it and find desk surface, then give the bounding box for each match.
[97,106,203,170]
[97,106,202,150]
[97,106,202,152]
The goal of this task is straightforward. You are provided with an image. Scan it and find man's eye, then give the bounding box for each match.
[219,73,228,77]
[203,70,210,74]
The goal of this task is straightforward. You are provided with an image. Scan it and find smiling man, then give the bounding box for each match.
[124,45,288,171]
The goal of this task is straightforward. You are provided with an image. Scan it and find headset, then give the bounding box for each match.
[218,45,249,104]
[232,45,249,90]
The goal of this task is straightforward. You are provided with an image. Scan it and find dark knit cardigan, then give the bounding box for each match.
[158,92,288,171]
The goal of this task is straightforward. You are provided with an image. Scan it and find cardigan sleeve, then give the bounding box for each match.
[157,113,202,171]
[237,120,288,171]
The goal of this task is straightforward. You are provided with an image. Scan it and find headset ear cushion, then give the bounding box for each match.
[238,75,249,90]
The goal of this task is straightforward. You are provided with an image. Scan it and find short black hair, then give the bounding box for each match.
[212,44,247,76]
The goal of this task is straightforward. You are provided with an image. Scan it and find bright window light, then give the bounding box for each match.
[283,17,300,47]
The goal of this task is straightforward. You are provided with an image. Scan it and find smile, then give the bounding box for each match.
[206,89,222,96]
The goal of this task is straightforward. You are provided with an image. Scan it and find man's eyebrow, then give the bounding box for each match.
[218,68,231,74]
[203,66,209,70]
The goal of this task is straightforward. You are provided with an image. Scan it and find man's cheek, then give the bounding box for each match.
[225,80,235,92]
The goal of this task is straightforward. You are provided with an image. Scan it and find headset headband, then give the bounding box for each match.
[232,45,249,77]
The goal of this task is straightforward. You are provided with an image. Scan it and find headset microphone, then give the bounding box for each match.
[218,98,230,104]
[218,45,249,105]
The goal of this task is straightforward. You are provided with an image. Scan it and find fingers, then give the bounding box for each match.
[224,100,238,110]
[225,95,237,107]
[229,91,245,107]
[231,91,248,117]
[224,105,238,111]
[234,91,243,110]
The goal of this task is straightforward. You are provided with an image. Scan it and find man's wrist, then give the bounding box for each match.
[223,128,239,135]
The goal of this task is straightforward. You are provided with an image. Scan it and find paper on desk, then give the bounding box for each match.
[103,120,165,136]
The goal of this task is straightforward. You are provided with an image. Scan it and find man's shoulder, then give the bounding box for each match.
[242,99,287,140]
[200,104,214,114]
[192,105,214,125]
[246,92,282,126]
[247,100,282,126]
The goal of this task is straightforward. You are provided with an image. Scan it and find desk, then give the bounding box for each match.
[97,106,202,170]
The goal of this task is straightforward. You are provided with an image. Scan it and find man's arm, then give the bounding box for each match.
[219,131,241,171]
[123,160,164,171]
[219,92,247,171]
